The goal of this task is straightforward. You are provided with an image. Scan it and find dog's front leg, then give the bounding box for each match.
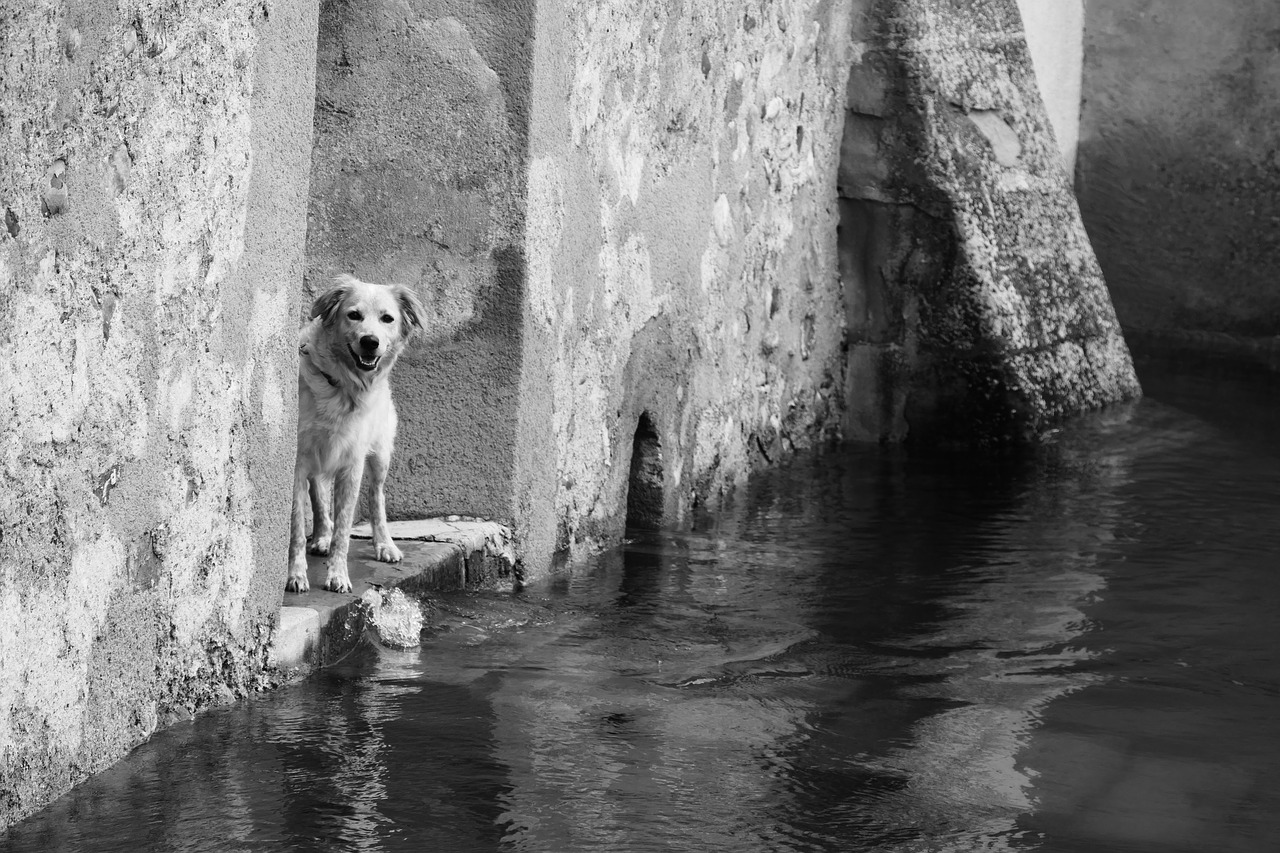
[307,476,334,555]
[324,458,366,593]
[286,464,311,593]
[366,449,402,563]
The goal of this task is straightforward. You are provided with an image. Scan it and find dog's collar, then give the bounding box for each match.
[300,342,340,388]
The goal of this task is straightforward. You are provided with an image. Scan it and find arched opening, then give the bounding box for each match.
[625,413,665,531]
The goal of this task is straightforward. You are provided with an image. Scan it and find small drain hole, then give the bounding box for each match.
[625,412,664,531]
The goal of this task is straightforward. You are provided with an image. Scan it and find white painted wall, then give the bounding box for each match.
[1016,0,1083,172]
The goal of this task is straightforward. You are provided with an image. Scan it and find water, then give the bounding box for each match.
[7,364,1280,852]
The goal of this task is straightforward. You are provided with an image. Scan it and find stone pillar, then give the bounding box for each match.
[0,0,318,830]
[839,0,1140,446]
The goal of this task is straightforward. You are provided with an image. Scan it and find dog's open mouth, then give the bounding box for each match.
[350,347,381,372]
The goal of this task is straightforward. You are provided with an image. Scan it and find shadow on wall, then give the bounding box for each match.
[837,195,956,444]
[1078,0,1280,340]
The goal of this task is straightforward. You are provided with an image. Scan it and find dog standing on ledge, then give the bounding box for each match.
[287,274,424,594]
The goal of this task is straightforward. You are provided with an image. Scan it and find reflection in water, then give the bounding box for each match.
[6,385,1280,852]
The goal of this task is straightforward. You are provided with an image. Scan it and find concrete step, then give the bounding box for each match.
[266,518,515,677]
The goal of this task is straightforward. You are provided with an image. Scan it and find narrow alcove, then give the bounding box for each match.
[303,0,531,526]
[625,413,664,531]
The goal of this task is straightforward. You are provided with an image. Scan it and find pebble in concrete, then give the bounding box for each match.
[41,160,68,217]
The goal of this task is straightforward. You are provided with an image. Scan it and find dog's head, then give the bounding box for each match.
[310,274,425,378]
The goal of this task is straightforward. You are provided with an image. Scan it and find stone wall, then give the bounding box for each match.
[1079,0,1280,343]
[836,0,1138,446]
[517,0,857,567]
[0,0,317,829]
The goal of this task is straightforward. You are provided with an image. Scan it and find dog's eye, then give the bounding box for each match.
[347,310,363,321]
[380,314,394,324]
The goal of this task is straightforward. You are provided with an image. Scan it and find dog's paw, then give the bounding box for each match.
[285,572,310,593]
[324,570,353,594]
[374,541,403,563]
[307,535,332,556]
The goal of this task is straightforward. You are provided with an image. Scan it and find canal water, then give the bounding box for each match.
[6,363,1280,852]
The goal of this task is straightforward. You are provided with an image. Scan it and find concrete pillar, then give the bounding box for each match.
[838,0,1139,446]
[0,0,318,830]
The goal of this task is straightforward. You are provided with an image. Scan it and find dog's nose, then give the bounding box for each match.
[359,335,380,353]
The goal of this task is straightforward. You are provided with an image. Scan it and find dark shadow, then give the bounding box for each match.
[625,413,664,531]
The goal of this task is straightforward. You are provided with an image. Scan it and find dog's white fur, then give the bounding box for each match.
[287,274,424,594]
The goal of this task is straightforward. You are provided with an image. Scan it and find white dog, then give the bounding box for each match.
[286,274,424,594]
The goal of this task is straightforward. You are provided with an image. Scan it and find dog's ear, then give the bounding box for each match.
[392,284,426,337]
[312,275,357,326]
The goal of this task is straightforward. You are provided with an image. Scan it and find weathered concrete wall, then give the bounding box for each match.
[1016,0,1083,171]
[837,0,1138,446]
[0,0,317,830]
[518,0,855,567]
[305,0,533,523]
[1079,1,1280,341]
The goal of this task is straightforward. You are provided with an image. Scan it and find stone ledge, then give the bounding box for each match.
[266,518,514,678]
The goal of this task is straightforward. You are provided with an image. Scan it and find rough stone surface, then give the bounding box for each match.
[1079,0,1280,342]
[304,0,533,523]
[836,0,1140,446]
[519,0,855,567]
[0,0,318,831]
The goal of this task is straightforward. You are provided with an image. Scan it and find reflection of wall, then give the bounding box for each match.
[1079,1,1280,339]
[0,0,316,831]
[305,0,533,522]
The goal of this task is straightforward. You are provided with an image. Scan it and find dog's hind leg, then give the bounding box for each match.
[307,475,333,555]
[366,448,402,563]
[324,459,365,593]
[286,464,311,593]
